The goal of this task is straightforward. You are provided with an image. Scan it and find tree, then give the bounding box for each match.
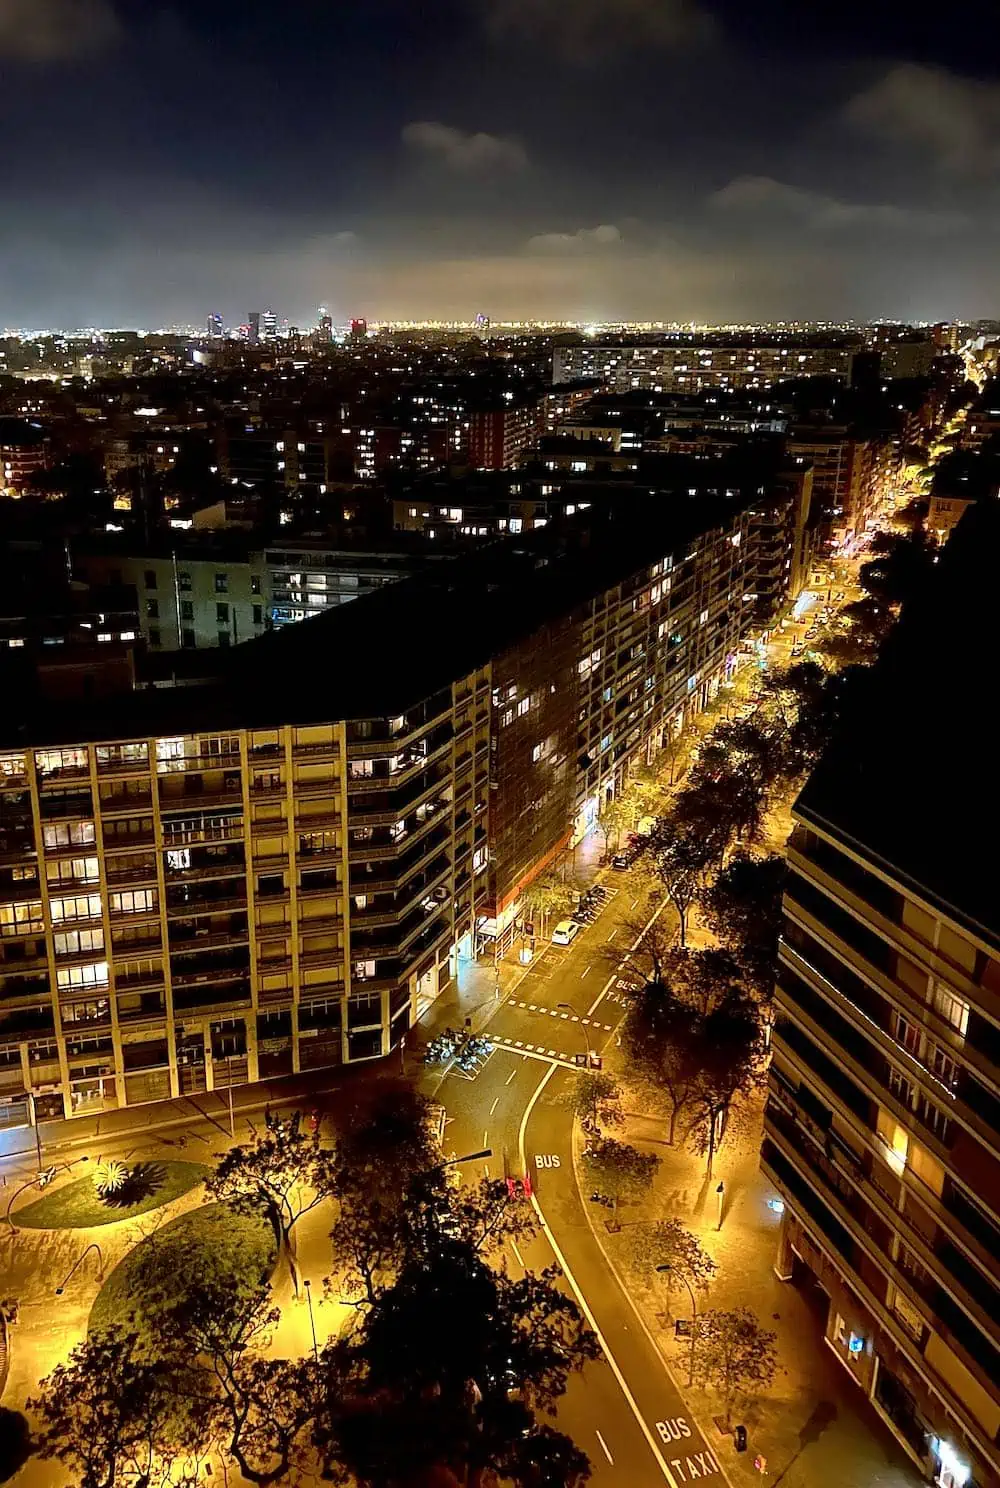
[316,1240,599,1487]
[685,992,766,1177]
[622,983,702,1145]
[571,1071,623,1136]
[661,946,745,1016]
[207,1110,330,1294]
[30,1329,211,1488]
[648,1219,717,1385]
[650,1218,717,1304]
[581,1136,658,1228]
[690,1307,778,1427]
[655,832,708,946]
[613,914,674,987]
[328,1083,442,1306]
[527,873,576,936]
[596,795,631,856]
[818,597,893,667]
[699,853,787,997]
[859,527,935,609]
[150,1275,318,1486]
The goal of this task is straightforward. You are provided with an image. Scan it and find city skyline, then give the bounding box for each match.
[2,0,999,325]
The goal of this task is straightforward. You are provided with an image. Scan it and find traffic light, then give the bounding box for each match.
[734,1425,748,1453]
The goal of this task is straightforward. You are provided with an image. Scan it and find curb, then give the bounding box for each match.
[568,1112,740,1488]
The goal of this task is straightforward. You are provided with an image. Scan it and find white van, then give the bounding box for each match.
[551,919,580,946]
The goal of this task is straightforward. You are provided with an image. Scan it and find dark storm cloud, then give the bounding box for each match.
[1,0,999,325]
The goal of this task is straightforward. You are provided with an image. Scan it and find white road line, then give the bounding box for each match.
[630,897,639,910]
[511,1240,525,1269]
[560,1012,569,1020]
[489,1096,500,1116]
[505,1068,517,1085]
[587,894,670,1018]
[518,1066,678,1487]
[483,1129,489,1149]
[581,964,592,978]
[596,1429,615,1466]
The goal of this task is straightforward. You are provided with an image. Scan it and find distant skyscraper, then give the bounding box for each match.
[248,312,260,345]
[317,308,333,344]
[206,312,223,340]
[237,324,251,342]
[262,310,278,342]
[350,318,367,342]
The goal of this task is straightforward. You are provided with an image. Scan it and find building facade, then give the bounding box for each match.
[1,499,783,1128]
[762,507,1000,1488]
[553,338,861,395]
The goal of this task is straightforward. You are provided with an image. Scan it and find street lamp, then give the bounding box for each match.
[302,1278,319,1362]
[656,1262,698,1386]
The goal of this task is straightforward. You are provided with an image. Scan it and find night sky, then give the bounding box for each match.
[3,0,999,327]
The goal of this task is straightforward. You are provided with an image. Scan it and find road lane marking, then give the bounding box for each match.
[596,1429,615,1466]
[581,964,592,978]
[506,1068,518,1085]
[489,1097,500,1116]
[511,1240,525,1268]
[587,894,670,1017]
[630,897,639,910]
[483,1129,489,1148]
[517,1065,679,1487]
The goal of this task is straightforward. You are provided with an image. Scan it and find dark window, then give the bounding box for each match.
[216,603,228,623]
[178,571,192,592]
[252,605,263,626]
[218,631,231,648]
[251,576,262,595]
[146,598,159,619]
[180,600,194,620]
[214,573,228,593]
[149,627,161,648]
[144,569,157,589]
[181,628,195,648]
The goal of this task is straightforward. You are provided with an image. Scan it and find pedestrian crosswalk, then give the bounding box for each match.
[507,999,613,1033]
[489,1035,584,1070]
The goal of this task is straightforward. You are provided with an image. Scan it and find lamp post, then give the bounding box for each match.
[302,1278,318,1363]
[656,1262,698,1386]
[55,1242,104,1294]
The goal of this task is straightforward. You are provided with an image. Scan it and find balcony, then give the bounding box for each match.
[345,735,452,793]
[96,754,151,780]
[105,860,158,885]
[298,912,342,935]
[295,846,340,868]
[166,894,248,919]
[169,924,248,953]
[348,811,448,866]
[99,792,153,818]
[171,958,251,989]
[347,772,449,826]
[37,764,91,786]
[293,807,340,831]
[114,968,165,992]
[292,741,340,762]
[159,788,243,814]
[172,983,252,1015]
[164,855,246,883]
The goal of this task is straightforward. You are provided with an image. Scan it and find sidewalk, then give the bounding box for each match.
[573,1088,922,1488]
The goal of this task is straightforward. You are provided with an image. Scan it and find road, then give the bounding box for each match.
[424,869,731,1487]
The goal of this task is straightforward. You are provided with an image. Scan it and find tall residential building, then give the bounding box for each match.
[553,336,864,394]
[763,503,1000,1488]
[0,499,774,1127]
[261,310,278,343]
[468,396,543,469]
[317,310,333,344]
[206,313,223,341]
[247,312,261,346]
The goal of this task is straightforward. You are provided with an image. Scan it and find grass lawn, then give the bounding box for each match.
[88,1202,277,1349]
[14,1161,210,1229]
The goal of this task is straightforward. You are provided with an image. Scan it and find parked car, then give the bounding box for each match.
[611,853,631,871]
[552,919,581,946]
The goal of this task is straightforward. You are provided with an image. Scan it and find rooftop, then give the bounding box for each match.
[2,494,743,750]
[796,498,1000,950]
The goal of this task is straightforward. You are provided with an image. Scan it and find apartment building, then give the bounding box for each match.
[762,504,1000,1488]
[0,500,780,1127]
[75,547,268,651]
[788,424,896,545]
[553,337,862,395]
[468,398,543,470]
